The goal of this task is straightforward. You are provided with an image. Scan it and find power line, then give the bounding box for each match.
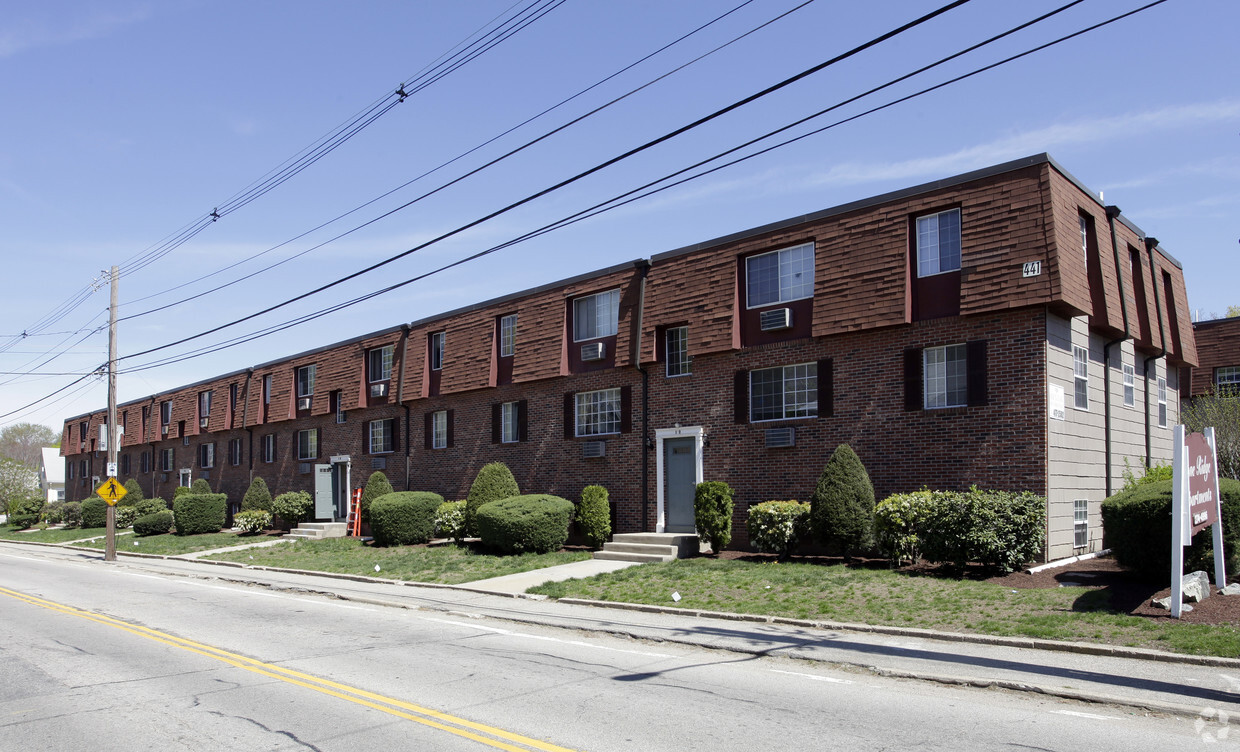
[117,0,974,365]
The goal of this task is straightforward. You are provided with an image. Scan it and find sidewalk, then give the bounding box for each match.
[27,541,1234,719]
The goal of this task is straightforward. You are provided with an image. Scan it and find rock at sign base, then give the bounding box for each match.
[1151,596,1193,612]
[1182,570,1211,603]
[1221,583,1240,596]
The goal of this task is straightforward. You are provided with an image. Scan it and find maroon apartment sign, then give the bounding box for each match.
[1185,431,1219,535]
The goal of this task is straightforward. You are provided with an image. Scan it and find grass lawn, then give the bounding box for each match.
[72,531,279,555]
[206,537,593,584]
[528,558,1240,658]
[0,527,124,544]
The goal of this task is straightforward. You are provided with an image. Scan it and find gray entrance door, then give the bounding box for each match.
[665,437,697,533]
[314,465,334,520]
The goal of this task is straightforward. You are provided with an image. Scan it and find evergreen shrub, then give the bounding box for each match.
[123,478,144,502]
[694,481,734,553]
[476,494,574,554]
[133,510,173,536]
[7,495,44,529]
[810,444,875,556]
[191,478,211,494]
[114,505,138,529]
[81,498,108,529]
[134,498,168,517]
[241,477,273,512]
[172,493,227,535]
[874,491,932,566]
[466,462,520,536]
[360,471,393,525]
[60,501,83,529]
[370,492,444,546]
[272,491,314,527]
[747,500,810,559]
[578,485,611,549]
[1102,478,1240,580]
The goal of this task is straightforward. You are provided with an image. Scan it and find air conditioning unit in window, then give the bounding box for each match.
[759,307,793,331]
[764,427,795,448]
[298,463,312,474]
[199,417,209,430]
[581,342,606,361]
[297,397,311,411]
[372,457,387,470]
[370,382,388,398]
[161,425,168,436]
[583,441,606,458]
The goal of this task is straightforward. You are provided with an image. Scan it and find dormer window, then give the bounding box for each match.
[745,243,814,308]
[573,290,619,342]
[369,345,393,382]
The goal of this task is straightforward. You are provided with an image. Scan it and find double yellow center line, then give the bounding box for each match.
[0,585,577,752]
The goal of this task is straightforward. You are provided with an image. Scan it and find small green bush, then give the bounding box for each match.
[694,481,734,553]
[433,500,468,542]
[370,492,444,547]
[123,478,144,502]
[272,491,314,527]
[241,477,273,512]
[133,510,173,537]
[7,494,44,529]
[578,485,611,549]
[172,493,227,535]
[191,478,211,494]
[81,498,109,529]
[173,485,193,499]
[1120,458,1174,492]
[235,509,272,534]
[918,488,1046,573]
[134,498,168,517]
[874,491,932,566]
[360,471,394,525]
[114,505,138,529]
[1102,478,1240,580]
[747,500,810,559]
[60,501,82,529]
[476,494,574,554]
[466,462,520,536]
[43,501,67,525]
[810,444,875,556]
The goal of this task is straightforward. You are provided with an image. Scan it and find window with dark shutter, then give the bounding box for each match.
[904,348,923,411]
[491,404,502,444]
[817,358,834,418]
[966,340,988,406]
[733,371,748,423]
[620,386,632,433]
[517,399,528,442]
[563,393,574,439]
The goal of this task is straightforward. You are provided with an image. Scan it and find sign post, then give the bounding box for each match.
[1170,425,1227,618]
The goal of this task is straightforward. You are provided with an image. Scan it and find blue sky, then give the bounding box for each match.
[1,0,1236,433]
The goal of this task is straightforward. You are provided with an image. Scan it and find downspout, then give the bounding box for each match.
[1143,236,1168,467]
[147,396,157,500]
[1103,206,1130,497]
[632,261,651,533]
[398,324,412,491]
[243,369,254,478]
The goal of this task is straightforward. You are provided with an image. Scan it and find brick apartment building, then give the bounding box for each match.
[1184,315,1240,398]
[61,154,1197,560]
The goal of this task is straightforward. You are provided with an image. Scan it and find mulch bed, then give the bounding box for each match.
[714,550,1240,626]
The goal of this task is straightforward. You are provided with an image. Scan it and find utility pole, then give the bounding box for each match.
[105,265,118,562]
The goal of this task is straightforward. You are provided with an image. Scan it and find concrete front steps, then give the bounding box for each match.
[593,533,699,563]
[288,522,348,540]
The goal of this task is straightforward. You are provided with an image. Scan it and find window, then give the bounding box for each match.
[499,314,517,357]
[1158,377,1168,428]
[80,459,87,478]
[296,365,316,397]
[745,243,814,308]
[369,345,393,382]
[160,401,171,426]
[229,383,238,416]
[260,434,276,464]
[369,419,393,454]
[121,454,130,475]
[576,388,622,436]
[160,449,174,472]
[501,402,520,443]
[1123,363,1135,407]
[431,411,448,449]
[1079,214,1090,264]
[228,438,242,466]
[68,461,75,480]
[297,429,318,461]
[573,290,620,341]
[198,443,214,469]
[1074,499,1088,548]
[1217,366,1240,393]
[750,363,817,421]
[666,326,690,377]
[924,345,967,409]
[140,451,150,474]
[263,374,273,405]
[1073,346,1089,410]
[916,208,961,277]
[332,390,346,423]
[198,391,212,418]
[429,332,445,371]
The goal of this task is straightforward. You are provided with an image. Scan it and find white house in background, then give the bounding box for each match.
[40,447,65,503]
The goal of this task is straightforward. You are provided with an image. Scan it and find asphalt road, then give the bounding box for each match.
[0,546,1229,750]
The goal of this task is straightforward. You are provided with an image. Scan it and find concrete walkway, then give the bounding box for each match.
[458,557,640,594]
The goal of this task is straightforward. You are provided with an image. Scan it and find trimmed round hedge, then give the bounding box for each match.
[80,497,109,529]
[466,462,520,537]
[133,510,173,537]
[476,494,574,554]
[1102,478,1240,581]
[172,493,228,536]
[370,492,445,546]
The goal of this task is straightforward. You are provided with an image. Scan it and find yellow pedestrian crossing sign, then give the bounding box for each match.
[97,477,127,506]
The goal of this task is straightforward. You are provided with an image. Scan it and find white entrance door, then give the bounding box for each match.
[655,426,703,533]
